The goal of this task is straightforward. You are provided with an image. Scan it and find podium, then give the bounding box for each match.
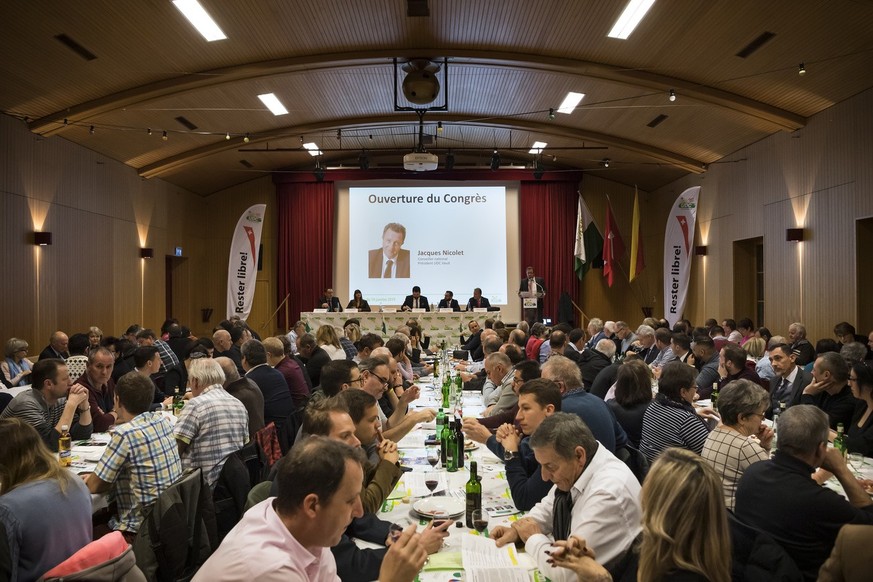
[519,290,544,325]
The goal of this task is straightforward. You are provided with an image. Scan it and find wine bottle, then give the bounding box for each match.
[58,424,72,467]
[465,461,482,528]
[446,419,458,472]
[455,414,465,469]
[440,416,452,465]
[834,423,847,459]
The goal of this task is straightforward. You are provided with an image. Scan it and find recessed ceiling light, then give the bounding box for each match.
[303,142,323,156]
[607,0,656,40]
[258,93,289,116]
[557,92,585,114]
[528,141,548,154]
[172,0,227,42]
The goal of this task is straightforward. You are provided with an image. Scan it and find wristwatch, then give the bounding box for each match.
[504,450,519,462]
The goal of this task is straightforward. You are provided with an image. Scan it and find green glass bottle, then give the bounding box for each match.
[834,423,847,459]
[455,414,465,469]
[465,461,482,528]
[440,416,452,465]
[445,419,458,472]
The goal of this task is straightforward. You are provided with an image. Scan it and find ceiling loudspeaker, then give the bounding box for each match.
[401,59,441,105]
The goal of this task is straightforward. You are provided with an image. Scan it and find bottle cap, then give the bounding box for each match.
[61,424,69,431]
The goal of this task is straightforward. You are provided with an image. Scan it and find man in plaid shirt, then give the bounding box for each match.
[174,358,248,487]
[86,372,181,540]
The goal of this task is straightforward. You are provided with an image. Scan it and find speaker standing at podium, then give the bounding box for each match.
[518,266,545,325]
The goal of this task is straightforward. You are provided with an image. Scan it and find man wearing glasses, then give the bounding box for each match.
[356,356,434,442]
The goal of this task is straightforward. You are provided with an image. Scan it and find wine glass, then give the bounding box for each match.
[424,470,440,497]
[848,452,865,477]
[471,508,489,536]
[426,446,440,470]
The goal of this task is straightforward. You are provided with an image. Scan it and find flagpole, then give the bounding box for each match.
[605,194,651,317]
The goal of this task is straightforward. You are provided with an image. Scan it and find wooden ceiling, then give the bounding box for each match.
[3,0,873,195]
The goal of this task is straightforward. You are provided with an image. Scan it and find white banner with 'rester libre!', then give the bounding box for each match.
[227,204,266,320]
[663,187,700,327]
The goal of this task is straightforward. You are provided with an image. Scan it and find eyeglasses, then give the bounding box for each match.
[348,376,363,386]
[367,371,389,387]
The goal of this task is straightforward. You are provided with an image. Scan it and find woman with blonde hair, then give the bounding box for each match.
[0,418,92,580]
[742,337,766,361]
[2,338,32,387]
[549,448,731,582]
[316,324,345,360]
[87,326,103,353]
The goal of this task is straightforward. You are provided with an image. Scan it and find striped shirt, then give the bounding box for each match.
[639,396,711,463]
[701,425,770,510]
[94,412,181,533]
[154,339,180,373]
[174,385,249,487]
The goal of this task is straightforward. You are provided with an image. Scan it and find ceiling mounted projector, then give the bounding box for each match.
[404,152,439,171]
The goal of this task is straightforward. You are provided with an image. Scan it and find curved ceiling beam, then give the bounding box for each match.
[137,114,706,179]
[30,48,805,136]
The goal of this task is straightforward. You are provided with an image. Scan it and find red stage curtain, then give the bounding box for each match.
[518,180,581,324]
[276,181,335,329]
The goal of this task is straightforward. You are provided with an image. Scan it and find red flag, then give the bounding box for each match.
[603,201,625,287]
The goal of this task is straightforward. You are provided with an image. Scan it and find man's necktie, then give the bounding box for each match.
[414,298,418,309]
[383,260,393,278]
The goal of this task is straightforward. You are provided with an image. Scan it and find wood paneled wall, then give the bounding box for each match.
[0,114,208,346]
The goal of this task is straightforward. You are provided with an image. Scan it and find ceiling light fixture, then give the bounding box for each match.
[668,89,676,102]
[548,108,556,120]
[798,62,806,75]
[162,131,168,141]
[302,142,323,156]
[601,158,610,168]
[608,0,657,39]
[257,93,289,116]
[89,125,95,135]
[147,128,152,136]
[368,134,373,141]
[172,0,227,42]
[557,92,585,114]
[528,141,548,154]
[490,150,500,170]
[243,133,250,143]
[225,132,231,140]
[437,121,443,133]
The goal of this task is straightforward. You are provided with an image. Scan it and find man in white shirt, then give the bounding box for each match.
[193,437,426,582]
[490,413,641,582]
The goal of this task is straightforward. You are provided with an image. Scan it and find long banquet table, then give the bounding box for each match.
[300,310,505,343]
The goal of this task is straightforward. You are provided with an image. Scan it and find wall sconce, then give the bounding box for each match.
[33,232,52,246]
[786,228,805,242]
[694,245,708,256]
[140,247,154,259]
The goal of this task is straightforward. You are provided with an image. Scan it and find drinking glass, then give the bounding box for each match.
[848,452,865,476]
[426,446,440,469]
[471,508,489,536]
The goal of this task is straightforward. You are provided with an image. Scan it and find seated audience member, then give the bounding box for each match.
[487,379,562,511]
[2,338,32,387]
[346,289,371,312]
[355,333,385,363]
[285,321,305,356]
[194,437,428,582]
[317,325,346,361]
[690,336,721,398]
[788,321,816,366]
[542,356,627,452]
[482,353,517,416]
[386,336,415,385]
[74,346,118,432]
[467,359,541,432]
[38,330,70,361]
[317,287,343,312]
[213,329,244,376]
[735,405,873,580]
[341,322,360,360]
[85,372,182,539]
[437,290,461,311]
[754,335,779,382]
[551,448,731,582]
[263,336,310,408]
[509,328,528,350]
[131,345,167,402]
[818,524,873,582]
[0,419,92,581]
[297,333,331,386]
[639,361,713,463]
[400,286,430,312]
[844,361,873,456]
[466,287,491,311]
[649,327,677,369]
[407,325,432,365]
[174,358,248,487]
[165,323,191,363]
[768,342,813,416]
[736,318,754,346]
[490,413,642,582]
[701,379,773,510]
[357,356,434,442]
[526,323,548,362]
[743,336,766,362]
[607,359,653,448]
[64,333,90,382]
[717,342,766,391]
[460,319,483,355]
[613,321,636,354]
[840,342,867,367]
[0,359,92,450]
[802,352,855,430]
[216,356,264,439]
[135,328,180,373]
[626,325,658,365]
[309,360,360,407]
[723,318,742,344]
[110,338,137,382]
[669,332,693,364]
[562,328,585,365]
[241,339,294,428]
[834,321,867,348]
[580,338,615,392]
[584,318,607,350]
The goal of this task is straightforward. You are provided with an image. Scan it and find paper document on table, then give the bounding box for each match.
[462,533,522,569]
[466,568,530,582]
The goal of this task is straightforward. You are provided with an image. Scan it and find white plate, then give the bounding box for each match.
[465,441,479,451]
[412,496,465,518]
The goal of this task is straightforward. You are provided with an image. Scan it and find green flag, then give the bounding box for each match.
[575,195,603,279]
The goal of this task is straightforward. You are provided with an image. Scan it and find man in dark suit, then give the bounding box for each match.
[38,330,70,361]
[401,286,429,311]
[316,287,343,312]
[368,222,410,278]
[240,339,294,428]
[517,266,545,324]
[563,328,586,365]
[460,320,482,353]
[768,343,813,417]
[437,290,460,311]
[465,288,492,311]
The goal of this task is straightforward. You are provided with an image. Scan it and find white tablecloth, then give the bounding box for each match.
[300,311,504,344]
